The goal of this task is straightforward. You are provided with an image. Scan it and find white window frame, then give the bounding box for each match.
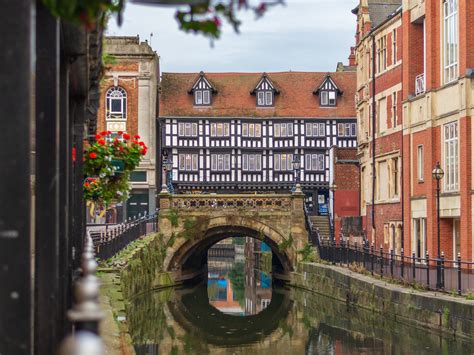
[392,29,397,65]
[178,153,198,171]
[195,91,203,105]
[274,123,293,138]
[243,154,261,172]
[392,91,397,128]
[211,154,231,171]
[274,153,293,171]
[338,123,345,137]
[443,0,458,84]
[305,153,325,171]
[210,123,229,137]
[328,91,336,106]
[443,121,459,192]
[202,90,211,105]
[265,91,273,106]
[320,91,328,106]
[106,87,127,120]
[417,145,424,181]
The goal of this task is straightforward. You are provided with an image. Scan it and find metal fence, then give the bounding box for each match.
[89,213,158,260]
[317,239,474,296]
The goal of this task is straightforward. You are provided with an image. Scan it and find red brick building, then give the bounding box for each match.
[353,0,403,252]
[97,36,159,221]
[354,0,474,262]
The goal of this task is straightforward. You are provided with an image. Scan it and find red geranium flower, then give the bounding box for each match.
[117,131,123,135]
[134,135,140,139]
[89,152,97,159]
[84,182,90,188]
[107,131,112,135]
[139,141,145,146]
[100,131,107,136]
[141,148,147,155]
[123,133,130,140]
[95,134,101,140]
[98,139,106,146]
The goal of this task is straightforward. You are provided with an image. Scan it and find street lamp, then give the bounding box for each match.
[291,154,301,192]
[163,157,174,193]
[432,161,444,289]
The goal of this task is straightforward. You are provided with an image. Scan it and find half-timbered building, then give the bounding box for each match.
[159,70,357,216]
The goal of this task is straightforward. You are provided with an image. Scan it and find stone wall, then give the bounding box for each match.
[291,262,474,339]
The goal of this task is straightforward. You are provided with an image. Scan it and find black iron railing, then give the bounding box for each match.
[317,239,474,296]
[304,205,321,249]
[89,213,158,260]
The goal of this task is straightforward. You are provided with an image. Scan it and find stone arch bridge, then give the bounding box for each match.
[157,190,309,282]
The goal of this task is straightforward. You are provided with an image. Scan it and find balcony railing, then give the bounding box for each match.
[415,73,425,96]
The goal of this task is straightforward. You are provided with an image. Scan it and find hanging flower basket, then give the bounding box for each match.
[83,131,147,207]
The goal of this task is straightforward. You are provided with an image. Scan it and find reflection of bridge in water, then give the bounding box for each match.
[131,284,474,355]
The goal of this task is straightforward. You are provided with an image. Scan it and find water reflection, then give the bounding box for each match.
[208,238,272,316]
[130,238,474,354]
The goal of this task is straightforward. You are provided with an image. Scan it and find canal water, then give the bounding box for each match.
[129,239,474,354]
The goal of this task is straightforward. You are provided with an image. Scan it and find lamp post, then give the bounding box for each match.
[330,182,337,241]
[292,154,301,192]
[432,161,444,289]
[163,157,174,193]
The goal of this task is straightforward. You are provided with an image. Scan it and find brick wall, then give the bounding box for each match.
[96,61,140,138]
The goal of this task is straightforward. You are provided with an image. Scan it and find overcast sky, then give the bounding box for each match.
[107,0,359,73]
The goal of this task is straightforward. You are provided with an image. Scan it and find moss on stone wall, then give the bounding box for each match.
[291,262,474,340]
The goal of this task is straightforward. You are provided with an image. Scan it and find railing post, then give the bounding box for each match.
[354,241,358,266]
[426,250,430,289]
[441,251,445,290]
[363,240,367,269]
[371,242,374,275]
[332,239,336,265]
[457,252,462,295]
[412,252,416,283]
[380,246,383,278]
[401,248,405,278]
[390,249,394,277]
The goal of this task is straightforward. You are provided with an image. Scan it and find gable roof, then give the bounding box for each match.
[313,75,343,95]
[250,73,280,95]
[188,71,218,94]
[160,71,356,118]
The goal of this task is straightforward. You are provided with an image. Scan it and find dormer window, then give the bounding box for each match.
[195,90,211,105]
[257,91,273,106]
[251,73,279,107]
[189,71,217,106]
[314,75,342,107]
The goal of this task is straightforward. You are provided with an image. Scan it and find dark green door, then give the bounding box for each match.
[127,191,149,220]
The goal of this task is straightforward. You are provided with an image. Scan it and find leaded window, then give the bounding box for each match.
[178,153,198,171]
[242,154,262,172]
[210,123,230,137]
[305,154,325,171]
[274,123,293,138]
[274,153,294,171]
[211,154,231,171]
[306,122,325,137]
[178,122,198,137]
[242,123,262,138]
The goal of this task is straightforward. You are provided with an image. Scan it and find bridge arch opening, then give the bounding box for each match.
[167,224,294,281]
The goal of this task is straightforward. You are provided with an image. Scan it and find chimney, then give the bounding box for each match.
[348,46,356,66]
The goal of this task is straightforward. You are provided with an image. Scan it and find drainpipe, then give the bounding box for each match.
[400,10,405,253]
[371,34,377,246]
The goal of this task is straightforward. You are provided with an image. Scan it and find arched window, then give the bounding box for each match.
[106,87,127,120]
